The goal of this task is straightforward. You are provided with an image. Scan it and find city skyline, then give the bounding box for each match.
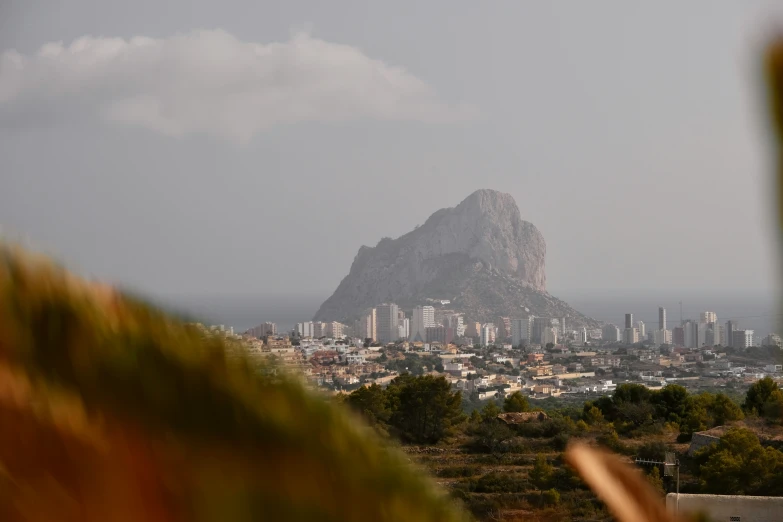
[252,299,781,348]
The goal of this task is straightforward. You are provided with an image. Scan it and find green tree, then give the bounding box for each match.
[582,405,605,425]
[743,377,778,413]
[697,427,783,495]
[613,383,652,405]
[681,394,713,435]
[347,383,390,426]
[542,488,560,506]
[503,391,530,413]
[646,466,665,496]
[529,453,554,490]
[710,393,744,425]
[650,384,689,423]
[762,388,783,422]
[637,441,667,462]
[481,400,501,422]
[386,374,465,444]
[469,356,487,370]
[468,419,516,453]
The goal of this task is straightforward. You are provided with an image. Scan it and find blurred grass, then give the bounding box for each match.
[0,245,470,522]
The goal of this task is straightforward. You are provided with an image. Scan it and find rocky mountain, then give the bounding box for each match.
[314,189,598,328]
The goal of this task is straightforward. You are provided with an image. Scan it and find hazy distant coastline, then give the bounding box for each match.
[163,289,779,339]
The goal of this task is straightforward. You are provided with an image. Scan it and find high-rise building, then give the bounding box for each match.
[653,329,672,346]
[705,324,720,347]
[625,314,633,330]
[541,327,558,346]
[511,317,531,347]
[683,320,698,348]
[444,314,465,338]
[725,321,737,348]
[579,328,588,344]
[732,330,754,349]
[672,326,684,346]
[532,317,562,344]
[313,321,328,338]
[658,307,667,331]
[602,324,621,342]
[295,321,314,338]
[247,322,277,337]
[400,318,410,340]
[480,323,496,347]
[410,306,435,342]
[426,326,454,344]
[262,322,277,335]
[376,303,400,343]
[328,322,344,338]
[700,311,718,325]
[623,328,639,345]
[697,322,708,347]
[465,322,481,339]
[497,316,511,340]
[360,308,377,342]
[637,321,645,340]
[763,334,782,347]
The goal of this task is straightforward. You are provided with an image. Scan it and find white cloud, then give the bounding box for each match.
[0,29,474,142]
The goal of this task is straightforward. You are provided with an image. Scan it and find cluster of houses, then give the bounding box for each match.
[197,322,783,400]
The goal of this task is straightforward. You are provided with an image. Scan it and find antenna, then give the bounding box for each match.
[635,452,680,510]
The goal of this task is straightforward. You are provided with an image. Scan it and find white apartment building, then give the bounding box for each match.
[328,321,344,339]
[541,326,558,346]
[653,329,672,346]
[511,317,532,347]
[296,321,314,338]
[480,323,496,347]
[602,324,621,342]
[376,303,400,344]
[732,329,754,349]
[358,309,377,342]
[410,306,435,342]
[700,311,718,324]
[623,327,639,345]
[444,313,465,337]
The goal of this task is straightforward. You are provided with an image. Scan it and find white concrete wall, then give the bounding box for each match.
[667,493,783,522]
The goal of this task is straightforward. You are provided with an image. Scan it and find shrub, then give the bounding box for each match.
[464,497,503,519]
[529,453,554,490]
[436,466,479,478]
[472,471,528,493]
[542,488,561,506]
[596,429,626,453]
[551,432,570,451]
[636,441,668,462]
[466,419,516,454]
[676,432,692,443]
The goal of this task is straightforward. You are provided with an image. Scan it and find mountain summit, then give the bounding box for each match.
[314,189,596,326]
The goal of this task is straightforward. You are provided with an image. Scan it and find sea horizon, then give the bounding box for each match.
[156,288,780,339]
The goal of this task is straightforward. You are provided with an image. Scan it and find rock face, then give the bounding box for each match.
[314,189,597,327]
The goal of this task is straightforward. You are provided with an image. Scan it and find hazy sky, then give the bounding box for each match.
[2,1,783,301]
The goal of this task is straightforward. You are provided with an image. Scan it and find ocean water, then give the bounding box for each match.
[162,290,781,338]
[158,294,326,333]
[556,290,779,338]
